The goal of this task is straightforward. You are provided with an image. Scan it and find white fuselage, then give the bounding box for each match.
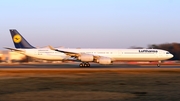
[19,48,173,62]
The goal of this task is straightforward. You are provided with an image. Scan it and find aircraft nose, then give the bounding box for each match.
[169,54,174,58]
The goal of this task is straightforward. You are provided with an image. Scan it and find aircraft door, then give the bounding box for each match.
[118,51,122,56]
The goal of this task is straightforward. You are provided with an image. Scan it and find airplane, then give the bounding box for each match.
[5,29,173,67]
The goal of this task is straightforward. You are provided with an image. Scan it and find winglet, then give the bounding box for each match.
[48,45,56,50]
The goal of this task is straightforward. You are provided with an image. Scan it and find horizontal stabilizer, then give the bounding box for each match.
[4,47,24,52]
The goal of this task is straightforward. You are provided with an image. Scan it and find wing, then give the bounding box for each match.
[49,45,113,65]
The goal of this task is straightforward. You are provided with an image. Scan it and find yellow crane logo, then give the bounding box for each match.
[13,34,22,43]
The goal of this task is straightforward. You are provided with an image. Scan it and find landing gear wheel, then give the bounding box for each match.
[157,64,160,67]
[79,62,90,67]
[79,63,84,67]
[85,62,90,67]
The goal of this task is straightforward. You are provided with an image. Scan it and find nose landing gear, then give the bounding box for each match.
[157,61,161,67]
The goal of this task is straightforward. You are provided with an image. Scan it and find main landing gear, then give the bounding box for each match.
[79,62,90,67]
[157,61,161,67]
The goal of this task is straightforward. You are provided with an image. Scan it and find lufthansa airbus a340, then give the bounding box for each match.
[5,29,173,67]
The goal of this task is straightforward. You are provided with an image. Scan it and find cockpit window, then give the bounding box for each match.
[166,52,170,54]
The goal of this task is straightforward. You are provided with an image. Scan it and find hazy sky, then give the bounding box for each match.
[0,0,180,49]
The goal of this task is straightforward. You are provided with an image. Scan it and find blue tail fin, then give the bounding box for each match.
[10,29,35,49]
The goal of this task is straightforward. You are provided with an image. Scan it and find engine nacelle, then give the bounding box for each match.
[98,57,112,64]
[78,54,94,62]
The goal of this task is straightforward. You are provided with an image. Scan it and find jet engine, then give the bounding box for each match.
[78,54,94,62]
[98,57,112,64]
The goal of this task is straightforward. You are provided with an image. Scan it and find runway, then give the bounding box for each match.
[0,63,180,74]
[0,63,180,101]
[0,62,180,69]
